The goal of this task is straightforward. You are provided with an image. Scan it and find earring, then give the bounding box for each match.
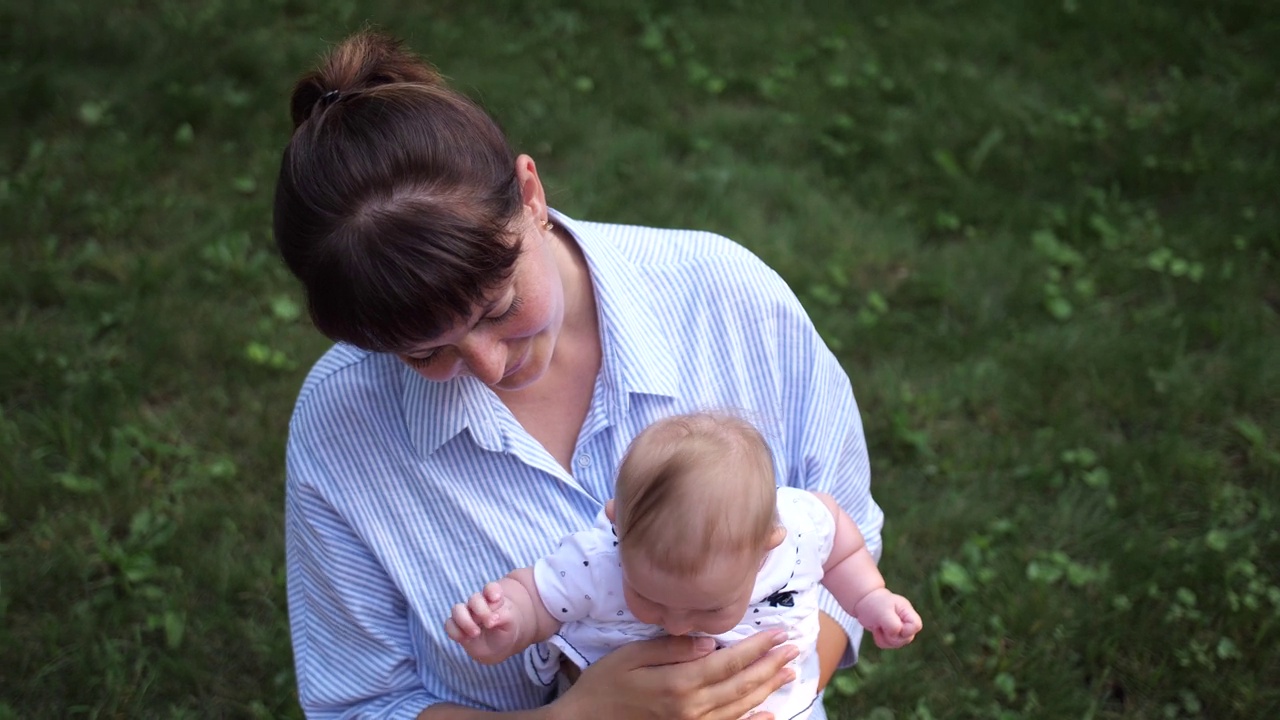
[542,219,555,232]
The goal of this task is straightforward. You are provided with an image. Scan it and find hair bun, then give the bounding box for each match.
[288,29,445,129]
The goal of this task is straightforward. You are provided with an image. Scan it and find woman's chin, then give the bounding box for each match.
[493,358,545,391]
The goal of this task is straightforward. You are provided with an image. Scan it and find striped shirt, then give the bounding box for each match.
[285,209,884,719]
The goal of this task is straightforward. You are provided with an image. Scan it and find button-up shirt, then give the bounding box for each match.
[285,210,884,718]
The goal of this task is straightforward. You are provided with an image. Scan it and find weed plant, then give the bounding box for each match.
[2,1,1277,718]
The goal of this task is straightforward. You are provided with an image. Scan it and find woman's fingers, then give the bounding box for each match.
[697,630,792,684]
[558,637,716,720]
[694,635,798,720]
[561,632,796,720]
[606,634,719,669]
[637,630,795,720]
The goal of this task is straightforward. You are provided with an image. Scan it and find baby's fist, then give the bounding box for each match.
[856,589,922,649]
[874,596,922,649]
[445,582,510,641]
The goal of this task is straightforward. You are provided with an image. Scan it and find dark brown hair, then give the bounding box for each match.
[273,30,523,352]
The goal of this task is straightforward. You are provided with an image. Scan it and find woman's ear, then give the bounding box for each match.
[514,154,548,225]
[604,499,616,523]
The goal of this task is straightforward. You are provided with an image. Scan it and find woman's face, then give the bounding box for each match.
[397,218,566,391]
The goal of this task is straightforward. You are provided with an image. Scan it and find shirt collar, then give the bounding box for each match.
[550,209,681,410]
[402,367,507,457]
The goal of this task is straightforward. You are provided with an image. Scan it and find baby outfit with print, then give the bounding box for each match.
[526,486,836,720]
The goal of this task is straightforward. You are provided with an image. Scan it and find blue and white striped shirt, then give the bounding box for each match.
[285,210,884,719]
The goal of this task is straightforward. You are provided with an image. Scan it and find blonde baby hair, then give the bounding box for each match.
[613,411,778,575]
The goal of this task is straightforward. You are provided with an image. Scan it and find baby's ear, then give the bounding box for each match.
[767,524,787,550]
[604,499,616,523]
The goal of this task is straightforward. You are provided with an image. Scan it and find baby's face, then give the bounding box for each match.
[621,551,761,636]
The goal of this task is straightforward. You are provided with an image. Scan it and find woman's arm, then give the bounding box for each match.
[418,704,552,719]
[814,611,849,691]
[758,267,886,667]
[287,477,445,717]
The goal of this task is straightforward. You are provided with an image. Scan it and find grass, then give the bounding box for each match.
[2,1,1278,718]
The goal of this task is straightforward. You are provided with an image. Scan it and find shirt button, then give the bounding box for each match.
[577,454,592,467]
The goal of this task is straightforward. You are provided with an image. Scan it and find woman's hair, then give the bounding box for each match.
[273,30,524,352]
[614,411,779,576]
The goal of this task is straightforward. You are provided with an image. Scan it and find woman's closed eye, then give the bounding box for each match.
[403,351,438,368]
[401,297,521,369]
[487,296,523,323]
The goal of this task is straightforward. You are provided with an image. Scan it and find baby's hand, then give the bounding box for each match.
[854,588,923,649]
[445,582,522,664]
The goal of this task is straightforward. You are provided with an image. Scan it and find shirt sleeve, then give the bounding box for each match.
[789,487,838,566]
[286,434,442,719]
[782,302,884,668]
[531,529,610,623]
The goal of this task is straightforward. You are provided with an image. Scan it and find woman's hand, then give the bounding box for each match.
[550,631,799,720]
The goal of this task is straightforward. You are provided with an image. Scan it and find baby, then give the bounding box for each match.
[445,411,922,719]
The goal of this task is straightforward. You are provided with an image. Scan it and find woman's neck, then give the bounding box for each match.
[552,227,600,346]
[494,227,602,470]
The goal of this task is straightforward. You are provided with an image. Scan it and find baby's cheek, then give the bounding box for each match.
[700,612,741,635]
[625,597,656,625]
[631,606,658,625]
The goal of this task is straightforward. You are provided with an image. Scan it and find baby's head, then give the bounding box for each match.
[605,411,784,636]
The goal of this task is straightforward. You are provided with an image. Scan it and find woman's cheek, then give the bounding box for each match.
[415,360,460,383]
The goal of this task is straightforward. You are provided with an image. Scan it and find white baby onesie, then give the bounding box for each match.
[526,486,836,720]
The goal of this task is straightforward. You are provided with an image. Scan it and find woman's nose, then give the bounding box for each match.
[456,333,505,386]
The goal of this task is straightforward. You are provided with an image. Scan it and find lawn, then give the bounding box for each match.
[2,1,1277,718]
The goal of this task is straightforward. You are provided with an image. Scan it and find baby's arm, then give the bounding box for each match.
[444,567,562,665]
[812,492,922,649]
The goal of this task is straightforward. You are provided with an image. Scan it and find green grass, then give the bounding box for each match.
[3,1,1277,718]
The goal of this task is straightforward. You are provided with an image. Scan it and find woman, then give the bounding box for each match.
[275,30,885,720]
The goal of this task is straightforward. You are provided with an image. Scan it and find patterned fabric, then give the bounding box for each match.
[285,209,883,719]
[528,487,836,720]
